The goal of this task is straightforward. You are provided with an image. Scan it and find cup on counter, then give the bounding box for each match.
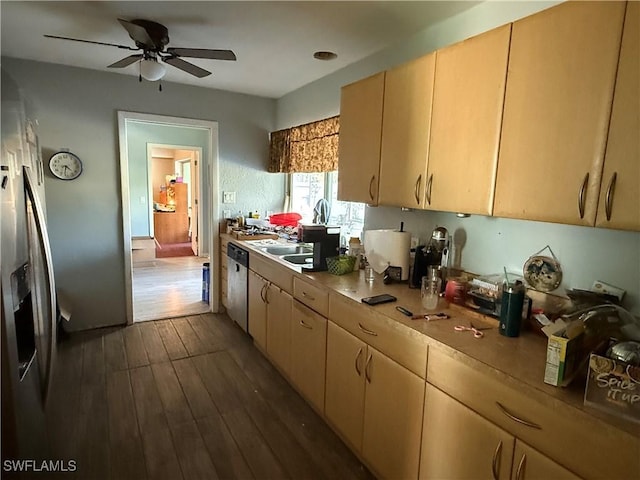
[421,274,441,310]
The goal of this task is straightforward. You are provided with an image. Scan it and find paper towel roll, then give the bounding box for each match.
[364,229,411,280]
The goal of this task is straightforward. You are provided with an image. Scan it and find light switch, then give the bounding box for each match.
[223,191,236,204]
[140,196,146,204]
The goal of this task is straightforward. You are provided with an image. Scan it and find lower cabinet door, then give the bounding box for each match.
[362,346,426,480]
[420,383,515,480]
[512,440,580,480]
[248,270,267,351]
[290,300,327,413]
[265,285,293,377]
[325,321,366,451]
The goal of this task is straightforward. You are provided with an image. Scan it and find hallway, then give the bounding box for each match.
[46,313,373,480]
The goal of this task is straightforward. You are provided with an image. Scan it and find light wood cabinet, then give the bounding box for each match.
[420,383,515,480]
[337,72,385,205]
[378,54,435,208]
[426,25,511,215]
[512,440,580,480]
[325,320,367,450]
[596,2,640,231]
[247,269,267,351]
[325,321,425,479]
[493,1,626,226]
[265,284,293,378]
[361,346,425,480]
[290,300,327,413]
[220,236,229,309]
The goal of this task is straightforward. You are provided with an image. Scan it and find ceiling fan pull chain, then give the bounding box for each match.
[159,82,162,92]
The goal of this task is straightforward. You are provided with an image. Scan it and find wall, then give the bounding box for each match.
[275,1,640,314]
[151,157,175,203]
[1,57,283,331]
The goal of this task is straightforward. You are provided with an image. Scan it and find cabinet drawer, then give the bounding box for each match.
[329,292,428,378]
[427,348,640,480]
[250,253,293,294]
[293,277,329,317]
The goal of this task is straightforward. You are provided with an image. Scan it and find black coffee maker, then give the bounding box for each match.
[410,227,450,288]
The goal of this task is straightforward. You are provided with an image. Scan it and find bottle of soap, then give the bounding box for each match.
[348,237,362,272]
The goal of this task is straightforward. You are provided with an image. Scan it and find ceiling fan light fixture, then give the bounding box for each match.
[313,51,337,61]
[140,58,166,81]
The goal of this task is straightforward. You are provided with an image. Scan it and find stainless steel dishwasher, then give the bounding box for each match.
[226,243,249,332]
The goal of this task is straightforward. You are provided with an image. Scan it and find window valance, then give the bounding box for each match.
[268,116,339,173]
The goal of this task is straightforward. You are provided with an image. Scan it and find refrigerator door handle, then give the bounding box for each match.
[24,166,57,405]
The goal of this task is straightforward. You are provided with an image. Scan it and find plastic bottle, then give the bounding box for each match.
[348,237,362,271]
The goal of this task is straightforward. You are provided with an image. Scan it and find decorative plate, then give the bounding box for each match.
[523,246,563,292]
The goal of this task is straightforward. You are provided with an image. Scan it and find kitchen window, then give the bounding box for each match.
[289,172,365,239]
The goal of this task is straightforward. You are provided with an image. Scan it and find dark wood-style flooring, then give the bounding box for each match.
[46,313,374,480]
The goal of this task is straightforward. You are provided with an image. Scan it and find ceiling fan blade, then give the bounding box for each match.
[44,34,138,51]
[117,18,155,48]
[108,54,143,68]
[166,48,236,61]
[164,57,211,78]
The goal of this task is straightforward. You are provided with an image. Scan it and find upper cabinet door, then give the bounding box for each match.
[337,72,385,205]
[426,25,511,215]
[494,1,626,226]
[596,2,640,231]
[378,53,436,208]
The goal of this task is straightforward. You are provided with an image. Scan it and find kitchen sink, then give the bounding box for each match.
[262,244,312,256]
[280,253,314,265]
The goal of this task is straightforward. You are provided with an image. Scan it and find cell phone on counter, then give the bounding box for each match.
[361,294,397,306]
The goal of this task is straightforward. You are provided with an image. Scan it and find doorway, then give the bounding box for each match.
[148,144,201,258]
[117,111,221,325]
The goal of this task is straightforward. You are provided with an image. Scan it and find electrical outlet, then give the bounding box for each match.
[223,191,236,204]
[591,280,625,301]
[223,210,231,219]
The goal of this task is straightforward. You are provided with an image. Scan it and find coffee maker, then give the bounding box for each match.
[298,224,340,271]
[410,227,450,288]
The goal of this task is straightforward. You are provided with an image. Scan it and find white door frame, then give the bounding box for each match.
[117,111,220,325]
[146,142,203,255]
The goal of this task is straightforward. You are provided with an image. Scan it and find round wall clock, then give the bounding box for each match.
[49,151,83,180]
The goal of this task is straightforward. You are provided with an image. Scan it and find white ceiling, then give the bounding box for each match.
[0,1,479,98]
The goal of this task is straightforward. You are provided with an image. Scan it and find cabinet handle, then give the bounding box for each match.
[264,283,270,305]
[414,174,422,205]
[516,454,526,480]
[369,175,376,202]
[496,402,541,430]
[355,347,363,376]
[302,291,315,301]
[365,352,373,383]
[492,441,502,480]
[358,323,378,336]
[604,172,617,221]
[299,319,313,330]
[260,282,267,303]
[426,173,433,205]
[578,172,589,219]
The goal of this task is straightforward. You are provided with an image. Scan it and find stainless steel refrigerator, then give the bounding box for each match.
[1,69,57,463]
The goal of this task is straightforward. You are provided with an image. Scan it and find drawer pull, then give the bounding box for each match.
[516,454,526,480]
[264,283,270,305]
[355,347,363,376]
[604,172,617,221]
[358,323,378,336]
[426,173,433,205]
[302,291,316,301]
[496,402,541,430]
[492,440,502,480]
[299,319,313,330]
[365,352,373,383]
[369,175,376,202]
[578,172,589,219]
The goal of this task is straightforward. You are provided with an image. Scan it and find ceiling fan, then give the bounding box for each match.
[45,18,236,86]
